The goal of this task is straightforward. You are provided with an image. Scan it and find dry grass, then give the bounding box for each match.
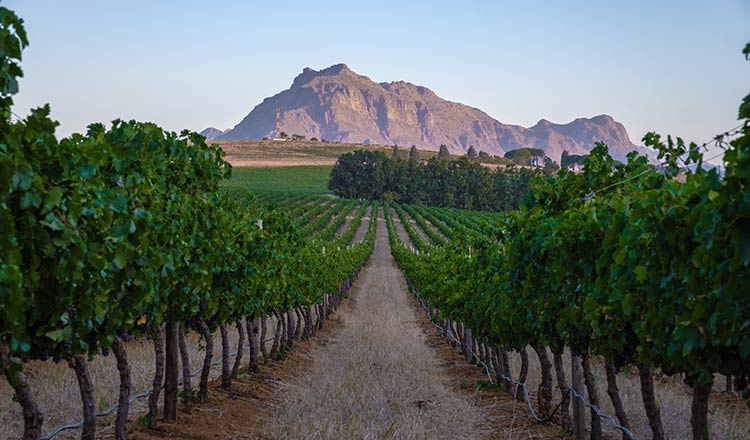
[263,212,484,439]
[508,348,750,439]
[214,139,439,168]
[0,326,244,440]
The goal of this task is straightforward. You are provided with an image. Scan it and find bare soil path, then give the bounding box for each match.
[263,208,484,439]
[352,204,372,243]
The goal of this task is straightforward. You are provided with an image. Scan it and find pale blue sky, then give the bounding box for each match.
[6,0,750,158]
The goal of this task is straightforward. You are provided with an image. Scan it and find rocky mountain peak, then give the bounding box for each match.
[217,64,647,162]
[292,63,355,88]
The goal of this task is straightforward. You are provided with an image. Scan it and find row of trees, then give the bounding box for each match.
[0,7,377,439]
[388,72,750,440]
[328,150,537,211]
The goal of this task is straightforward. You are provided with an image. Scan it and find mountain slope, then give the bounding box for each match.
[217,64,646,162]
[200,127,228,140]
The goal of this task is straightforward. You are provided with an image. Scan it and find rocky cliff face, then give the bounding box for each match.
[217,64,645,162]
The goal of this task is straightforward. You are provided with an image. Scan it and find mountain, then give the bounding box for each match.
[200,127,228,140]
[217,63,647,162]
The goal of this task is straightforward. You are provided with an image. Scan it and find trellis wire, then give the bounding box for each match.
[417,297,641,440]
[40,332,277,440]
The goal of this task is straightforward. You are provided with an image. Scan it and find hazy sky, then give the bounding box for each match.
[6,0,750,159]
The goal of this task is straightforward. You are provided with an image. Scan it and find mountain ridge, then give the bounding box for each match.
[215,64,647,162]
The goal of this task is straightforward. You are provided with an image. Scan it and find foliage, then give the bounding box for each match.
[0,7,378,436]
[560,150,587,168]
[328,152,536,211]
[504,147,547,166]
[389,77,750,400]
[437,144,450,160]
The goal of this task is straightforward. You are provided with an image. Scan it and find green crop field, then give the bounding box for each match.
[223,165,333,194]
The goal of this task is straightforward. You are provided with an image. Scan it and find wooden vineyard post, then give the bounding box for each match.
[571,353,586,440]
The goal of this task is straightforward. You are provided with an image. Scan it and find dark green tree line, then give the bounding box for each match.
[328,149,535,211]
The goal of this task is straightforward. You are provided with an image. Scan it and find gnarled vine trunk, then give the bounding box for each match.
[177,323,192,413]
[111,336,130,440]
[147,327,164,426]
[163,321,179,421]
[294,307,303,339]
[286,309,295,350]
[552,349,572,432]
[532,343,553,417]
[516,349,529,402]
[68,355,96,440]
[220,324,231,390]
[501,349,511,393]
[1,351,44,440]
[604,361,631,440]
[270,310,282,360]
[690,380,713,440]
[317,303,325,329]
[246,316,259,372]
[637,363,664,440]
[259,315,269,364]
[581,353,602,440]
[196,319,213,403]
[231,320,245,379]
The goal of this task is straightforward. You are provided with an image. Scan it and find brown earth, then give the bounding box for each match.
[214,139,438,168]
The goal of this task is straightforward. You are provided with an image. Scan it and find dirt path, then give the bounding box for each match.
[353,204,372,243]
[334,204,361,237]
[263,208,484,439]
[390,207,412,248]
[398,208,433,246]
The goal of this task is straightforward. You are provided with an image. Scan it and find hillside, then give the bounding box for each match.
[214,139,439,167]
[214,64,648,162]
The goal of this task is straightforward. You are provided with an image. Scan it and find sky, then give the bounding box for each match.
[6,0,750,160]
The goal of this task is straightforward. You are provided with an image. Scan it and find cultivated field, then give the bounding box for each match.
[215,139,439,168]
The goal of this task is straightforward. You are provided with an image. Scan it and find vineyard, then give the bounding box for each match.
[1,4,749,440]
[384,132,750,440]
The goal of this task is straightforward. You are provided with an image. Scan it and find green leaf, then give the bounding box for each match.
[114,248,129,270]
[634,265,647,283]
[79,164,97,179]
[45,327,72,342]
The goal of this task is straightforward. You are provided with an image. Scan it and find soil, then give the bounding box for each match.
[100,314,348,440]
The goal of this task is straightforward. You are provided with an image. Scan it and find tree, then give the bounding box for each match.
[438,144,450,160]
[505,147,546,166]
[530,148,546,167]
[391,145,399,157]
[505,148,532,165]
[467,145,478,160]
[328,150,388,199]
[409,145,419,159]
[544,157,559,171]
[279,131,288,139]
